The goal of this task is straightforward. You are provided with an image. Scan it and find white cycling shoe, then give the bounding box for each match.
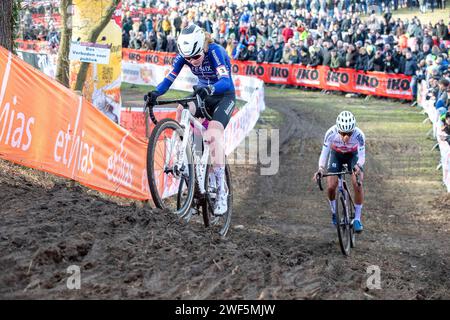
[214,187,228,216]
[213,167,228,216]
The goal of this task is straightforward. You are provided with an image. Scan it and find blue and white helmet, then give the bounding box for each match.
[336,111,356,133]
[177,24,205,58]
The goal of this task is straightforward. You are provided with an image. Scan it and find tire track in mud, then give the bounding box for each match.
[1,90,450,299]
[232,90,450,299]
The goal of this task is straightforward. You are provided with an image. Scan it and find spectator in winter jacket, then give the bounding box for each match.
[155,32,167,51]
[308,46,323,67]
[256,47,266,63]
[263,40,275,62]
[371,49,385,72]
[345,44,357,68]
[435,79,449,115]
[162,17,171,35]
[246,44,258,61]
[273,42,283,63]
[383,51,397,73]
[166,35,177,53]
[404,50,418,76]
[355,47,371,72]
[282,23,294,43]
[299,46,311,66]
[173,13,182,37]
[329,49,344,69]
[321,41,331,66]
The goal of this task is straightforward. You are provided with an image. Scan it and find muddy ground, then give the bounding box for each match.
[1,88,450,299]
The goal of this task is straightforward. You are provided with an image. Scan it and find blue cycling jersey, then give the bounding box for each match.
[156,43,235,95]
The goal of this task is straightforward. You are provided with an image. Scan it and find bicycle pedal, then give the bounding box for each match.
[209,215,220,225]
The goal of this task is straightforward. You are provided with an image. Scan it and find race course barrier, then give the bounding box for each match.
[0,46,265,200]
[123,48,413,100]
[15,42,413,100]
[418,81,450,192]
[0,46,149,200]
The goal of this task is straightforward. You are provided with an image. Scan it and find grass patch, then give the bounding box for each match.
[257,107,284,129]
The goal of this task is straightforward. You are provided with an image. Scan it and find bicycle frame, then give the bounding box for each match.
[338,175,354,212]
[145,95,212,195]
[177,108,210,194]
[317,164,360,218]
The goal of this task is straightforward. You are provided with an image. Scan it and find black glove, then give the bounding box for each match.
[144,91,160,108]
[193,85,214,101]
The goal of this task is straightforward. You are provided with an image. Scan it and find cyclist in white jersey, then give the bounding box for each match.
[313,111,366,233]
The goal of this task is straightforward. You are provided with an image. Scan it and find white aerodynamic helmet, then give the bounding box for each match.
[336,111,356,133]
[177,24,205,58]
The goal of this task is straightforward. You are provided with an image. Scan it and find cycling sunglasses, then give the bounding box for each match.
[339,131,353,137]
[185,53,203,61]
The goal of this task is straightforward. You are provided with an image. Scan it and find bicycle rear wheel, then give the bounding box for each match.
[336,192,351,256]
[203,163,233,237]
[147,119,194,218]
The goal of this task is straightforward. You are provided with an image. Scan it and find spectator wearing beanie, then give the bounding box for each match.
[330,49,344,69]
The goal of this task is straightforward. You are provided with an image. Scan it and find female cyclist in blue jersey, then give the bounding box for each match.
[146,24,236,216]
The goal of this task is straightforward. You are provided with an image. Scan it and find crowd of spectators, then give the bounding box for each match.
[122,0,449,107]
[19,2,61,51]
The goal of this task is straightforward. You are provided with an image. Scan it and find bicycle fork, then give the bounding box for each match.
[167,109,193,176]
[338,179,349,224]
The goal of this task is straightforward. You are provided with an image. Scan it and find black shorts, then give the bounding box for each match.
[327,150,364,173]
[193,91,236,128]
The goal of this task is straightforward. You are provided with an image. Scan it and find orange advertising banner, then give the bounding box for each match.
[0,46,151,200]
[122,48,412,100]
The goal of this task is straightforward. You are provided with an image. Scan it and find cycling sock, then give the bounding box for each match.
[214,166,225,193]
[329,200,336,215]
[355,204,363,221]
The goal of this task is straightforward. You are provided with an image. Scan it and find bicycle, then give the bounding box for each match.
[144,93,233,237]
[316,164,361,256]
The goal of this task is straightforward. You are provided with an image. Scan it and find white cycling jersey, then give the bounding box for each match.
[318,125,366,169]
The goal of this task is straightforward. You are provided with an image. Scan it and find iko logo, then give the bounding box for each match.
[327,71,349,84]
[0,53,35,152]
[54,97,95,175]
[356,74,379,88]
[106,133,133,188]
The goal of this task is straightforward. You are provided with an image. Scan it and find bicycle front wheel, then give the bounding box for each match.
[349,201,356,248]
[336,192,351,256]
[147,119,194,217]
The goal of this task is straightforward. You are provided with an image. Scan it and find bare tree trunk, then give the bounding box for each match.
[0,0,14,52]
[56,0,73,87]
[74,0,119,92]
